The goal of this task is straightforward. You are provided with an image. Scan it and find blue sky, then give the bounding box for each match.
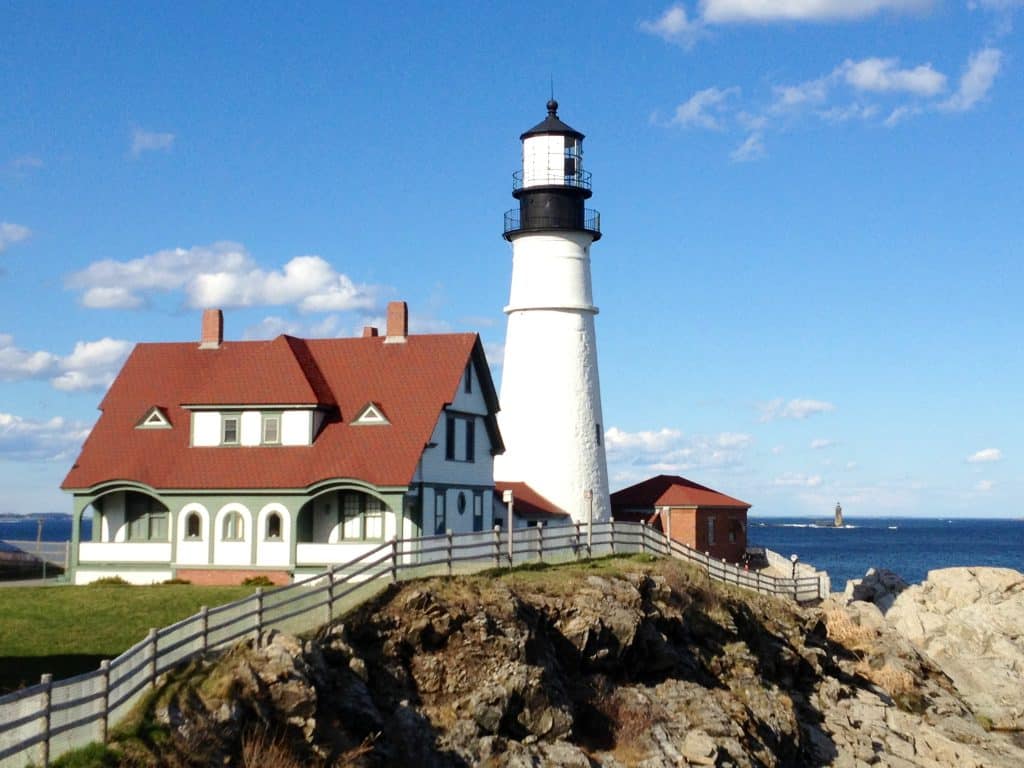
[2,1,1021,518]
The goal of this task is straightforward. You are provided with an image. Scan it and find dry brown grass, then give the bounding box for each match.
[856,659,916,699]
[240,728,305,768]
[823,607,878,652]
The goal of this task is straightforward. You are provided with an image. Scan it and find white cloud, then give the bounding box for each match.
[975,479,994,492]
[717,432,753,448]
[883,105,922,126]
[846,461,858,469]
[0,334,131,391]
[810,438,836,449]
[701,0,933,22]
[759,398,836,422]
[606,426,752,485]
[772,472,823,487]
[730,131,766,162]
[67,242,379,314]
[51,338,133,391]
[483,341,505,369]
[0,222,31,253]
[966,447,1002,463]
[131,128,175,157]
[772,77,831,110]
[771,445,784,455]
[840,57,946,95]
[819,103,879,123]
[0,333,59,380]
[639,4,704,48]
[671,87,740,129]
[605,427,684,452]
[969,0,1024,8]
[0,412,92,461]
[940,48,1003,112]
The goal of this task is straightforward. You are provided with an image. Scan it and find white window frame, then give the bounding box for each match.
[222,415,239,445]
[261,412,281,445]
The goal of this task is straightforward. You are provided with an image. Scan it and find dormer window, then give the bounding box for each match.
[353,402,389,426]
[136,406,171,430]
[262,413,281,444]
[222,415,239,445]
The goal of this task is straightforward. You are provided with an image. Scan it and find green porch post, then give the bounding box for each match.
[69,495,90,583]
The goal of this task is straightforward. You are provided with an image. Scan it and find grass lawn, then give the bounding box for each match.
[0,583,257,692]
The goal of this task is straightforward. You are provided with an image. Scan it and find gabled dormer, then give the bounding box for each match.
[136,406,171,429]
[352,402,390,426]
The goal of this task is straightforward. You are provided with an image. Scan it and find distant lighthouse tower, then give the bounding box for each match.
[494,100,611,524]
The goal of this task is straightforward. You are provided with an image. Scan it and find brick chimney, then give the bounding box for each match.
[200,309,223,349]
[362,326,379,338]
[385,301,408,343]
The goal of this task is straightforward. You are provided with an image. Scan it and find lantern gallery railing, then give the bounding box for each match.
[0,521,827,768]
[503,208,601,237]
[512,168,592,192]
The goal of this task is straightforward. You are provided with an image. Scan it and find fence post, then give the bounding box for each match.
[328,565,337,624]
[254,588,264,645]
[147,628,158,689]
[99,659,111,744]
[492,525,501,567]
[609,519,616,555]
[574,521,581,560]
[390,537,399,582]
[536,522,544,563]
[639,521,647,554]
[39,672,52,768]
[199,606,209,653]
[446,529,453,576]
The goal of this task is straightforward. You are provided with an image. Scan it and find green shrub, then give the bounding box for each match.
[241,575,275,587]
[162,577,192,585]
[88,576,129,586]
[47,742,121,767]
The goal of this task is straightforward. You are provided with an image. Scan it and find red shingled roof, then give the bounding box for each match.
[63,332,499,492]
[494,481,568,520]
[611,474,750,510]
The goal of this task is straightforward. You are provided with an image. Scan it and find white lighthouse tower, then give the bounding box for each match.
[494,100,611,524]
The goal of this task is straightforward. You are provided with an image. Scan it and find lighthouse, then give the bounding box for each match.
[494,100,611,524]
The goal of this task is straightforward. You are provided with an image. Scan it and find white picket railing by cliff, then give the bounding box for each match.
[0,521,826,767]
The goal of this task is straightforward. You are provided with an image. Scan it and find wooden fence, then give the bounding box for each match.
[0,520,826,767]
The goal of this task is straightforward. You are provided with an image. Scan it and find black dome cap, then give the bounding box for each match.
[520,100,584,141]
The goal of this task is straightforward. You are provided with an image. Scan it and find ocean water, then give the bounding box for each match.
[750,517,1024,589]
[3,515,1022,590]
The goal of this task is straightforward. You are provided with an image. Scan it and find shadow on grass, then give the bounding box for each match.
[0,655,104,694]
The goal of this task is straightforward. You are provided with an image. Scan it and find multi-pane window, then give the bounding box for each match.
[434,494,446,536]
[445,415,476,462]
[473,494,484,532]
[364,497,383,539]
[341,493,362,540]
[126,494,167,541]
[262,413,281,444]
[222,415,239,445]
[707,517,716,546]
[266,512,282,540]
[223,511,244,541]
[338,492,384,541]
[185,512,202,540]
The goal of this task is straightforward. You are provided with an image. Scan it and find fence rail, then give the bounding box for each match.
[0,521,827,767]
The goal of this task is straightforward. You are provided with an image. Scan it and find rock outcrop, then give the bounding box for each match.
[886,567,1024,731]
[843,567,909,613]
[108,558,1024,767]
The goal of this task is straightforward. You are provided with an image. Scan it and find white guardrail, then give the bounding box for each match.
[0,521,826,767]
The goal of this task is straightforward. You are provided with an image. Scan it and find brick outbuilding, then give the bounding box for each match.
[611,475,750,563]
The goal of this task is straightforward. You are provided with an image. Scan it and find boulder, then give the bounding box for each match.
[843,567,909,613]
[887,567,1024,730]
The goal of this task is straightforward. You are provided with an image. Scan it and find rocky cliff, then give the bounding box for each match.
[102,557,1024,767]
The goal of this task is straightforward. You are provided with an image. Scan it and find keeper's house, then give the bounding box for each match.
[62,302,503,585]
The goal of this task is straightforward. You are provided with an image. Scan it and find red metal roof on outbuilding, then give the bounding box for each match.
[63,332,498,492]
[611,474,750,510]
